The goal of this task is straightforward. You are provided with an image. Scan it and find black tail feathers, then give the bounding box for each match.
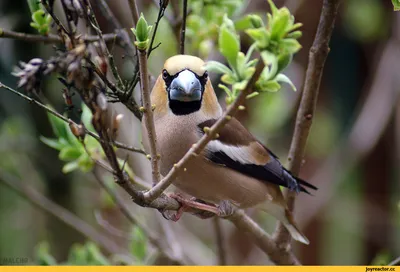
[284,170,318,195]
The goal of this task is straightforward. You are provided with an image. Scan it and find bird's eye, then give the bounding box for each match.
[162,70,169,80]
[203,71,208,80]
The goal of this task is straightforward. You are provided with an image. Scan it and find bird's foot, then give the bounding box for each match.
[165,193,220,221]
[217,200,235,218]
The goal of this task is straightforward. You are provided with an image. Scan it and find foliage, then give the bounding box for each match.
[131,13,153,50]
[186,0,244,58]
[205,0,301,104]
[130,226,148,264]
[392,0,400,11]
[35,241,110,265]
[343,0,387,42]
[27,0,52,35]
[34,226,148,265]
[40,105,101,174]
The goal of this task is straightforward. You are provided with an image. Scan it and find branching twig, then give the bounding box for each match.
[228,210,300,265]
[138,49,160,185]
[0,171,125,255]
[0,82,145,155]
[0,29,119,43]
[274,0,340,247]
[92,168,182,264]
[179,0,188,54]
[147,0,168,57]
[97,0,136,57]
[142,59,264,203]
[388,256,400,266]
[85,1,125,90]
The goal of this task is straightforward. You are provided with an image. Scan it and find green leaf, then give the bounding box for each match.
[280,38,302,54]
[218,24,240,67]
[221,73,237,85]
[277,53,292,73]
[248,14,264,28]
[234,16,253,31]
[40,136,65,150]
[35,242,57,265]
[47,111,68,139]
[205,61,232,74]
[32,10,45,25]
[77,154,94,172]
[287,30,302,39]
[244,43,257,64]
[261,51,278,79]
[86,242,110,265]
[267,0,278,16]
[245,28,270,49]
[59,146,82,161]
[393,0,400,11]
[67,244,88,265]
[271,8,290,40]
[131,226,147,262]
[131,13,151,50]
[27,0,41,13]
[256,79,281,92]
[62,160,79,173]
[276,73,296,91]
[218,84,233,97]
[81,104,95,132]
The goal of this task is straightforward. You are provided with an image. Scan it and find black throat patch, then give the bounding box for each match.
[168,99,202,115]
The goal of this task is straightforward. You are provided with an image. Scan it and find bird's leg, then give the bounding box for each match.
[167,193,220,221]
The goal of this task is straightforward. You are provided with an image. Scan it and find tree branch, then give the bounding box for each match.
[0,171,125,255]
[388,256,400,266]
[179,0,188,54]
[274,0,340,247]
[92,169,182,264]
[147,0,168,57]
[138,49,161,185]
[228,210,300,265]
[142,59,265,203]
[0,82,146,155]
[0,28,119,43]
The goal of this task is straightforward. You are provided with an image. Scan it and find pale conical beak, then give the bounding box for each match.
[169,70,202,102]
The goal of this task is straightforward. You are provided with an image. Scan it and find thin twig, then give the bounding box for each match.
[0,82,145,155]
[388,256,400,266]
[228,210,300,265]
[0,28,119,43]
[213,218,226,265]
[143,59,264,203]
[97,0,136,57]
[147,0,168,57]
[179,0,188,54]
[127,0,140,27]
[85,1,125,90]
[138,49,160,185]
[274,0,340,247]
[92,168,182,264]
[0,171,124,255]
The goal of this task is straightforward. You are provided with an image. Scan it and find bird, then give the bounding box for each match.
[142,55,317,245]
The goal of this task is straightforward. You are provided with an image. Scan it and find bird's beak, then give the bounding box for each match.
[169,70,202,102]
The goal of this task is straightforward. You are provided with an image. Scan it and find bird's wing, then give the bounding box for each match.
[198,118,317,194]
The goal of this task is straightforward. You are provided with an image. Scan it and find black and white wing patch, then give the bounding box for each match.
[198,118,317,194]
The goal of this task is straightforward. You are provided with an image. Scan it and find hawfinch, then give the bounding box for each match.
[142,55,317,244]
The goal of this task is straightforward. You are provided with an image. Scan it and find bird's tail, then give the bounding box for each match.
[281,209,309,245]
[258,202,309,245]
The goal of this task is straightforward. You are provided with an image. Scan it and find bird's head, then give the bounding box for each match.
[151,55,221,117]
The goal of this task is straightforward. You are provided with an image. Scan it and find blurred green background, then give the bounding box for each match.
[0,0,399,265]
